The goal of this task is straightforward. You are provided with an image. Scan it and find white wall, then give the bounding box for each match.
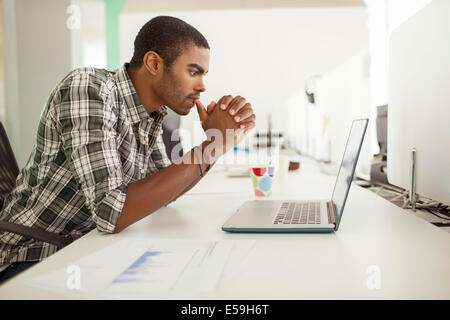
[314,50,371,176]
[1,0,106,167]
[119,7,368,149]
[73,0,106,69]
[2,0,74,167]
[123,0,366,13]
[387,0,432,33]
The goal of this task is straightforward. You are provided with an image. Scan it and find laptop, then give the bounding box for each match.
[222,118,368,233]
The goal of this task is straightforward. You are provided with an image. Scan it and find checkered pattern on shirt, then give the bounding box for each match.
[0,64,171,266]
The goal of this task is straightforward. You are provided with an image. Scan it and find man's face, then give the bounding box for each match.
[154,45,210,115]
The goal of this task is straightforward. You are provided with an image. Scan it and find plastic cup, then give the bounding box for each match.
[250,166,275,197]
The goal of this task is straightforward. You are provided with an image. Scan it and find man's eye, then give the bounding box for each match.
[190,71,198,76]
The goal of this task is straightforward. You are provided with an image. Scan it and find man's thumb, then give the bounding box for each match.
[195,99,208,123]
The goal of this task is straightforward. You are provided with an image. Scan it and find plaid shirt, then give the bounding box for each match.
[0,64,171,267]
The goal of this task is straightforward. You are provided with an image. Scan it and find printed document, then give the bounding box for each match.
[28,238,255,299]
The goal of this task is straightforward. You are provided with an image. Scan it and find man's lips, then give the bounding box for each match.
[185,97,197,107]
[186,96,199,107]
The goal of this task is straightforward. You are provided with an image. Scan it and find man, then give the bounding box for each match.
[0,16,256,283]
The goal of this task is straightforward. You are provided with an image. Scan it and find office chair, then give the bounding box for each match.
[0,121,20,210]
[161,108,182,161]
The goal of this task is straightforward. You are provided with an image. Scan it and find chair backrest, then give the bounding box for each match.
[0,122,20,209]
[161,108,181,161]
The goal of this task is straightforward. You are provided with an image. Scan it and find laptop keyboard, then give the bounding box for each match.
[273,202,321,225]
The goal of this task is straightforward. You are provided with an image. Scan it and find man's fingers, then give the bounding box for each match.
[237,114,256,124]
[243,121,256,134]
[239,121,255,129]
[218,95,233,110]
[195,99,208,123]
[228,96,246,116]
[216,96,225,106]
[234,104,254,122]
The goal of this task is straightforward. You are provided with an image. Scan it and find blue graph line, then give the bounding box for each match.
[113,251,162,283]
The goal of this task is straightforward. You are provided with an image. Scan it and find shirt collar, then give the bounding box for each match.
[115,63,168,125]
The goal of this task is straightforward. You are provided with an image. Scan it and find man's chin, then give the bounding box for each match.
[166,100,195,115]
[168,106,191,116]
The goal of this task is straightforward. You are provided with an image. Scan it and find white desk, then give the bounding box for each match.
[1,157,449,299]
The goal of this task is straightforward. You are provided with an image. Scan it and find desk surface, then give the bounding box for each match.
[1,157,449,299]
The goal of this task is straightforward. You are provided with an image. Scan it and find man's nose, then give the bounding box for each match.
[195,77,206,93]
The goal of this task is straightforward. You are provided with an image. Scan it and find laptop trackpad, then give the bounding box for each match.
[238,200,281,217]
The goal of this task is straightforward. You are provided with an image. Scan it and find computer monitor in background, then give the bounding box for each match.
[375,105,387,155]
[370,105,388,184]
[388,0,450,205]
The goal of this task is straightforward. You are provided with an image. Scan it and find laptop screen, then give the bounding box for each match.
[331,119,368,230]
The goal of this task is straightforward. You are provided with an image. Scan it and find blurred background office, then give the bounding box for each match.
[1,0,448,213]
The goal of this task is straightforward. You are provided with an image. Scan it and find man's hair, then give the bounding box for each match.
[129,16,209,70]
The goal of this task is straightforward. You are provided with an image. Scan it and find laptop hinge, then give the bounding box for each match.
[326,201,338,226]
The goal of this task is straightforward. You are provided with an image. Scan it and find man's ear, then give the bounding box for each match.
[143,51,163,76]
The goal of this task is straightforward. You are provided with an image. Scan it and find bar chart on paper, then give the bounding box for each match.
[113,251,167,284]
[105,247,200,297]
[27,238,254,299]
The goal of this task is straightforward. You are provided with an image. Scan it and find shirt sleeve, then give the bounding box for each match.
[150,130,172,171]
[55,72,126,233]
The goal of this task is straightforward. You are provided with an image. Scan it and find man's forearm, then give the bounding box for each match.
[169,150,216,203]
[113,141,214,233]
